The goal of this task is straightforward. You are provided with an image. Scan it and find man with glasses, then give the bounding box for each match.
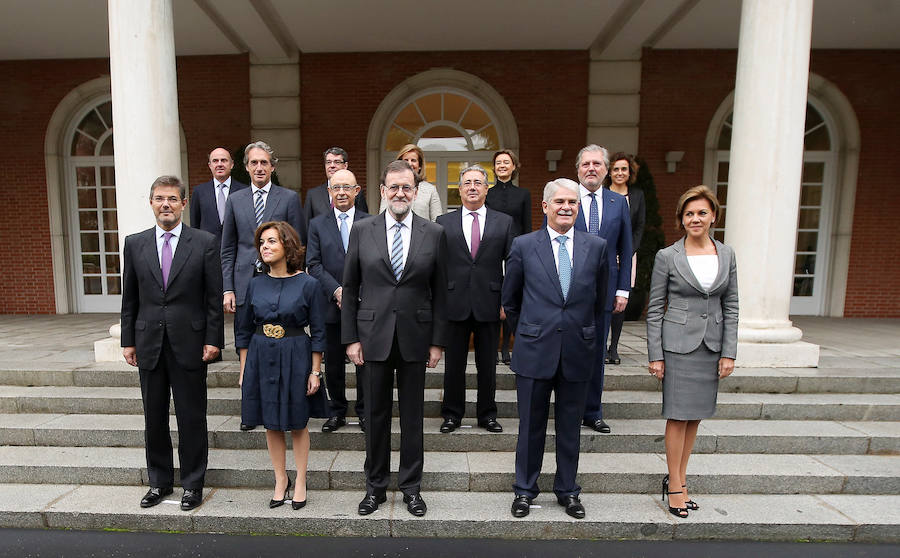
[436,165,513,434]
[304,147,368,224]
[342,160,448,518]
[221,140,304,431]
[306,169,370,434]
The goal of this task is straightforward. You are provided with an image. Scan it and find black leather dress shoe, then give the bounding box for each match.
[321,416,346,433]
[357,492,387,515]
[181,489,203,511]
[140,487,173,508]
[403,492,427,516]
[479,419,503,433]
[583,418,611,433]
[511,495,532,518]
[557,494,585,519]
[439,417,460,433]
[240,423,256,431]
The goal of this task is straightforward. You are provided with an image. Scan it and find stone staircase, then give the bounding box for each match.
[0,323,898,542]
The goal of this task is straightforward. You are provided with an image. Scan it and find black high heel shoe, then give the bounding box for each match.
[269,476,292,509]
[682,484,699,510]
[662,474,688,518]
[291,481,307,510]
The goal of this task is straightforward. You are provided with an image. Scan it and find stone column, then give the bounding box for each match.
[250,54,302,193]
[724,0,818,367]
[97,0,181,362]
[108,0,182,240]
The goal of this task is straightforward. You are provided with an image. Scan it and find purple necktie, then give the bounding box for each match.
[161,232,173,289]
[470,212,480,259]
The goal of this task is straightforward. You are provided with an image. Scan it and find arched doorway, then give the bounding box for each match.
[704,77,859,316]
[367,69,519,212]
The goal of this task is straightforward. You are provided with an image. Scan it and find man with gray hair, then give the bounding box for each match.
[436,165,513,434]
[574,144,633,434]
[221,141,304,431]
[502,177,608,519]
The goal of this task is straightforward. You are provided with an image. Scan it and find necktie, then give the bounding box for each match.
[161,232,173,289]
[588,192,599,235]
[254,188,265,227]
[390,222,404,280]
[216,184,226,224]
[339,212,350,252]
[470,212,480,259]
[557,236,571,299]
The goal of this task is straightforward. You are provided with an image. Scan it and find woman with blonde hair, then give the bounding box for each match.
[379,144,443,220]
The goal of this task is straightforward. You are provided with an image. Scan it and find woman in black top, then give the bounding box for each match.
[485,149,531,364]
[604,152,646,364]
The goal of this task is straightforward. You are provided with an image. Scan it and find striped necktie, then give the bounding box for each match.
[557,236,571,299]
[254,188,265,227]
[390,222,404,280]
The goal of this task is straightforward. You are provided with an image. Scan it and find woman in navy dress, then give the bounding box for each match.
[236,221,328,510]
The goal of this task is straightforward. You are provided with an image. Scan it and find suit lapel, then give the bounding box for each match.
[672,237,707,293]
[448,211,470,261]
[262,187,282,222]
[476,209,501,263]
[403,215,427,282]
[536,231,566,304]
[709,240,730,293]
[166,226,193,287]
[323,211,344,253]
[140,229,165,289]
[373,213,393,277]
[573,232,590,294]
[574,207,587,233]
[599,189,616,238]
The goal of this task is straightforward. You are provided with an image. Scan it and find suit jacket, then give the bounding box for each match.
[485,180,532,237]
[573,188,633,311]
[304,183,369,225]
[306,208,370,324]
[645,237,739,362]
[436,207,513,322]
[221,184,305,305]
[341,212,448,362]
[120,226,225,371]
[501,229,609,382]
[624,186,646,254]
[189,179,249,243]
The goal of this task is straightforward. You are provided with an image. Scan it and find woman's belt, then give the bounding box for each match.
[255,324,305,339]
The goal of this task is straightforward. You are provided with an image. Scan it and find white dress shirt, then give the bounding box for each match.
[216,176,233,195]
[546,226,574,273]
[385,211,414,269]
[462,204,486,252]
[155,222,183,265]
[334,205,356,234]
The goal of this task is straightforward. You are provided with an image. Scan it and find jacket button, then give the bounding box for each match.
[158,321,164,327]
[557,328,563,332]
[701,313,708,319]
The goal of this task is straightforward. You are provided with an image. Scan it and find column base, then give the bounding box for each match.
[736,341,819,368]
[94,323,125,363]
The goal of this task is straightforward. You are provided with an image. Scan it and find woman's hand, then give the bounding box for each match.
[649,360,665,380]
[307,373,320,395]
[718,357,735,379]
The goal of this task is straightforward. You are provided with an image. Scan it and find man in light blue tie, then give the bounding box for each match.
[188,147,248,245]
[306,169,370,433]
[502,178,608,519]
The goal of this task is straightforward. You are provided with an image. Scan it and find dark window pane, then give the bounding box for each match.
[96,101,113,128]
[82,254,101,274]
[718,207,727,228]
[794,254,816,274]
[800,185,822,206]
[80,233,100,252]
[793,277,814,297]
[798,208,819,229]
[107,276,121,295]
[99,135,114,155]
[717,124,732,150]
[713,229,725,242]
[105,232,119,252]
[71,132,96,156]
[76,167,96,187]
[805,104,823,131]
[103,210,118,231]
[796,231,818,252]
[716,183,728,206]
[101,188,116,209]
[79,211,98,231]
[83,276,103,295]
[77,189,97,209]
[717,161,729,182]
[804,125,831,150]
[801,162,824,183]
[78,109,107,141]
[100,166,115,186]
[106,254,120,274]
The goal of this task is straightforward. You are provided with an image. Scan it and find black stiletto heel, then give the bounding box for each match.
[292,480,307,510]
[662,474,688,518]
[269,476,291,508]
[683,484,699,510]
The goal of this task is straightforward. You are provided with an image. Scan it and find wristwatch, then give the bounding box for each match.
[311,370,322,378]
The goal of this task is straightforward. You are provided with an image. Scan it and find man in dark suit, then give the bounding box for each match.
[304,147,368,224]
[502,178,608,520]
[188,147,248,244]
[221,140,304,431]
[574,144,633,434]
[306,169,370,433]
[120,175,224,511]
[436,165,512,434]
[342,160,448,518]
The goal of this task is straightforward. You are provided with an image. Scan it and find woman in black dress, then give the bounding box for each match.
[485,149,531,364]
[603,152,645,364]
[236,221,328,510]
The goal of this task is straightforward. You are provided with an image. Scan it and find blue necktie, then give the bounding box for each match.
[588,192,599,235]
[557,236,571,299]
[254,188,265,227]
[339,212,350,252]
[391,223,404,280]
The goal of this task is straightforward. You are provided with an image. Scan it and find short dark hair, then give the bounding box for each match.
[603,152,637,188]
[381,159,418,187]
[323,147,348,163]
[492,149,521,180]
[149,175,185,200]
[254,221,305,273]
[675,185,721,230]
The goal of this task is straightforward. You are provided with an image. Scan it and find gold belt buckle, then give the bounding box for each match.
[263,324,285,339]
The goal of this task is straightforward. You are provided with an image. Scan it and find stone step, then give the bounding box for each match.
[3,362,899,394]
[2,414,897,455]
[2,385,898,421]
[0,446,896,495]
[0,483,895,542]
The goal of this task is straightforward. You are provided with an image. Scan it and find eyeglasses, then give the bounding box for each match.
[329,184,358,191]
[384,184,415,194]
[462,180,486,187]
[152,196,181,204]
[325,159,346,166]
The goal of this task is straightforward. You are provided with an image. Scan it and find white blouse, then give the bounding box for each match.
[687,254,719,290]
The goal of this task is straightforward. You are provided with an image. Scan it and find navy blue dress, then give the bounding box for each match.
[236,273,329,431]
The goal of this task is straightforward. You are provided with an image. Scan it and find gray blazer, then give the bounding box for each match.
[646,237,738,362]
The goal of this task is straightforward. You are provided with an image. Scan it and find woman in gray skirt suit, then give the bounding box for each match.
[646,185,738,518]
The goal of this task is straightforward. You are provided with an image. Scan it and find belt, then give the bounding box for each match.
[255,324,305,339]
